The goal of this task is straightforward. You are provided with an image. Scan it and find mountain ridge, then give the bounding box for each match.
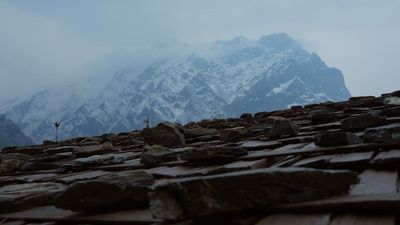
[0,33,351,143]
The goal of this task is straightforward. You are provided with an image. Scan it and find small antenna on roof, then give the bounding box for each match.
[54,121,61,142]
[144,110,150,129]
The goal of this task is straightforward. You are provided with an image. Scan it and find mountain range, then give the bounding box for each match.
[0,33,351,143]
[0,114,32,148]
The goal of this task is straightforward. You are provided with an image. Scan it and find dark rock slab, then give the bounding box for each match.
[0,159,22,174]
[140,145,178,166]
[184,126,218,139]
[0,182,65,213]
[0,206,160,224]
[273,193,400,213]
[44,146,78,154]
[380,106,400,117]
[20,162,59,171]
[330,214,395,225]
[180,146,247,161]
[256,214,330,225]
[308,109,337,124]
[364,123,400,143]
[142,122,185,147]
[269,118,298,139]
[55,170,154,212]
[314,131,362,147]
[148,167,358,220]
[340,114,386,131]
[220,127,248,142]
[75,142,114,158]
[2,146,45,156]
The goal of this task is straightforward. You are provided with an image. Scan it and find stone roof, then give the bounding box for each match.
[1,90,400,225]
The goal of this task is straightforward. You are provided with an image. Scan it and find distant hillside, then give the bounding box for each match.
[0,114,33,149]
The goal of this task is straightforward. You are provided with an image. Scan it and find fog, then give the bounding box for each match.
[0,0,399,103]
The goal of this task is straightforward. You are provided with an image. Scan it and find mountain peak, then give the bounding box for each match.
[258,33,300,50]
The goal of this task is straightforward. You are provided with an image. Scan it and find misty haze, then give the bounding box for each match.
[0,1,400,224]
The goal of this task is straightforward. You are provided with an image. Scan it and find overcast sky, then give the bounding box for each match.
[0,0,399,104]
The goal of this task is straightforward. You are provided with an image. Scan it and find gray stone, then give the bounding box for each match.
[75,142,114,158]
[140,145,178,166]
[384,96,400,106]
[0,159,22,174]
[0,182,65,213]
[149,167,358,220]
[363,123,400,143]
[308,109,337,124]
[270,118,298,139]
[314,131,362,147]
[220,127,248,142]
[340,114,386,131]
[142,122,185,147]
[55,170,154,212]
[180,146,247,161]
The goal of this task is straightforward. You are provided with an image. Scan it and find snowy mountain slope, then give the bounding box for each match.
[0,33,351,143]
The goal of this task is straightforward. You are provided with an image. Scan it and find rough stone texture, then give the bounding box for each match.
[363,123,400,143]
[183,126,218,139]
[220,127,248,142]
[149,167,358,220]
[340,114,386,131]
[0,182,65,213]
[0,159,23,174]
[140,145,178,166]
[55,170,154,212]
[384,96,400,106]
[308,109,337,124]
[270,118,298,139]
[76,142,114,158]
[142,122,185,147]
[180,146,248,161]
[380,106,400,117]
[314,131,362,147]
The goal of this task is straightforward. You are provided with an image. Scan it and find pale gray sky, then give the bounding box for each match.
[0,0,399,103]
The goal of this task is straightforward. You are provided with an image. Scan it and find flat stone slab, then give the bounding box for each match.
[256,214,330,225]
[0,182,65,213]
[55,170,154,212]
[148,167,358,220]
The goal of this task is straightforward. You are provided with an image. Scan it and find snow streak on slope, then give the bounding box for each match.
[0,33,351,143]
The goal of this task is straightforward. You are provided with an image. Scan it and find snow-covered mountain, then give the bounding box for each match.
[0,114,32,149]
[0,33,351,143]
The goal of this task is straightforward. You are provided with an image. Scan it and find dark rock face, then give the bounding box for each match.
[314,132,362,147]
[340,114,386,131]
[55,170,154,212]
[308,109,337,124]
[220,127,248,142]
[141,145,178,166]
[142,122,185,147]
[270,118,298,139]
[180,146,247,161]
[364,123,400,143]
[76,142,114,158]
[149,168,359,220]
[0,159,22,174]
[0,182,65,213]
